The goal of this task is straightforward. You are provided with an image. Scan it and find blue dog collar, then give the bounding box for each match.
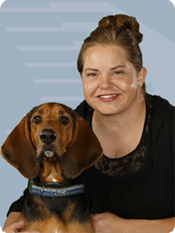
[29,180,84,197]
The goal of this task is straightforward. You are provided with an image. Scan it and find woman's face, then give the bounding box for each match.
[81,45,146,116]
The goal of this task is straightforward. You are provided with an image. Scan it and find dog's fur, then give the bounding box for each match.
[1,103,103,233]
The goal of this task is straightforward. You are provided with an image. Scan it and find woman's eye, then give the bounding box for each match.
[114,71,123,75]
[87,73,97,77]
[32,115,42,124]
[60,116,70,126]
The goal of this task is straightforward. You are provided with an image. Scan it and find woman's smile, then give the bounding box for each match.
[97,94,119,102]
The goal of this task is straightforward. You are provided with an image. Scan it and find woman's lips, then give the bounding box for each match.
[98,94,119,102]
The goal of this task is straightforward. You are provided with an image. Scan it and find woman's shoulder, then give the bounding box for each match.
[147,93,174,117]
[147,93,174,139]
[74,100,94,121]
[74,100,88,116]
[152,94,174,109]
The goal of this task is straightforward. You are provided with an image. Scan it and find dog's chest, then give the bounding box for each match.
[19,194,95,233]
[19,216,94,233]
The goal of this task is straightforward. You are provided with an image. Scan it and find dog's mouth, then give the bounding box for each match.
[38,149,64,164]
[43,149,55,158]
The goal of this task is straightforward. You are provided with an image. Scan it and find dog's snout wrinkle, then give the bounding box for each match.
[40,129,57,144]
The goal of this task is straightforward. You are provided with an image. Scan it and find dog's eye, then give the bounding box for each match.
[32,115,42,124]
[60,116,70,125]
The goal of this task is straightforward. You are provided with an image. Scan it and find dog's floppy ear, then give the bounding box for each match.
[61,114,103,180]
[1,112,40,179]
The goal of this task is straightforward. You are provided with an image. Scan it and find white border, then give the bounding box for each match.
[169,0,175,7]
[0,0,6,7]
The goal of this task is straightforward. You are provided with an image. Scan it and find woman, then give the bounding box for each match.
[3,14,175,233]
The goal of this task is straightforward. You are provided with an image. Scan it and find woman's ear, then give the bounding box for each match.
[138,67,147,87]
[61,115,103,180]
[1,114,40,179]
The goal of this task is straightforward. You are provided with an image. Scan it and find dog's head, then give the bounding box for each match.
[1,103,103,183]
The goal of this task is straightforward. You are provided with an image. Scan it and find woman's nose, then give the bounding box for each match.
[98,75,113,89]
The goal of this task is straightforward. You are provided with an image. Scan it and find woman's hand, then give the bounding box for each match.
[91,212,126,233]
[3,221,39,233]
[91,212,175,233]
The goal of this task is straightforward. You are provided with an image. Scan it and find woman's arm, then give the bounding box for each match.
[3,221,39,233]
[91,212,175,233]
[3,213,39,233]
[3,212,21,229]
[3,187,29,230]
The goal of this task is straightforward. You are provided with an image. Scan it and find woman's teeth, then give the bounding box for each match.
[100,94,117,98]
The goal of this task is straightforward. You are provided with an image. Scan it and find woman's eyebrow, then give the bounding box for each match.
[84,66,127,72]
[84,68,99,72]
[110,65,127,70]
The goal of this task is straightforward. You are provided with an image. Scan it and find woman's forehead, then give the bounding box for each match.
[83,45,130,71]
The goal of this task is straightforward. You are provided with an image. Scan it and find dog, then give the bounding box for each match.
[1,103,103,233]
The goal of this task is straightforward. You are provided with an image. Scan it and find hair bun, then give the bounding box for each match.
[98,14,143,44]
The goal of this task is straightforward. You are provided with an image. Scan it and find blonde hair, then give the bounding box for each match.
[77,14,145,93]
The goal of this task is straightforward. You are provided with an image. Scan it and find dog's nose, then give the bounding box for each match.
[40,129,57,144]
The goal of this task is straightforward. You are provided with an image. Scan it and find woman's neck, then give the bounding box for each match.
[93,97,146,134]
[92,96,146,159]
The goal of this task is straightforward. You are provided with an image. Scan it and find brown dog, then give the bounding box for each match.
[1,103,103,233]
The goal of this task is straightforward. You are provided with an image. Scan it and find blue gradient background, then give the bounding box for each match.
[0,0,174,226]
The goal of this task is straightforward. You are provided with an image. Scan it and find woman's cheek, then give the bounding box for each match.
[120,78,137,92]
[83,82,96,97]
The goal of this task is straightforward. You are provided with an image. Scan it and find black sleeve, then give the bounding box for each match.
[7,187,29,217]
[74,100,87,117]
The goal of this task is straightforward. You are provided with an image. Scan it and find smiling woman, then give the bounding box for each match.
[75,14,174,232]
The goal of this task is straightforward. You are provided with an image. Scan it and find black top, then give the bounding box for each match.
[7,94,174,220]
